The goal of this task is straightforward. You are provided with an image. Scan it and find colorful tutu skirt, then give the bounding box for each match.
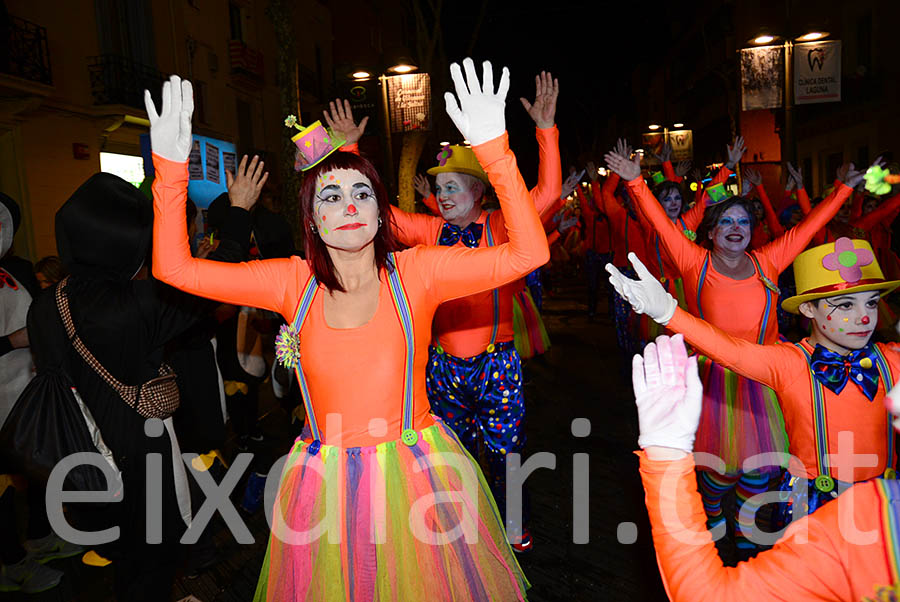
[512,288,550,360]
[253,420,529,601]
[694,357,788,477]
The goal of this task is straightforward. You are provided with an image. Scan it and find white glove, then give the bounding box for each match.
[444,58,509,146]
[144,74,194,163]
[605,252,677,325]
[633,334,703,452]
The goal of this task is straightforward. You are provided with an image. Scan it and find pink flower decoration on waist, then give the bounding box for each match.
[436,145,453,166]
[821,237,874,283]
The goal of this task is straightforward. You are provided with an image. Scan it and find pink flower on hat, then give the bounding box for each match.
[436,145,453,166]
[821,237,874,283]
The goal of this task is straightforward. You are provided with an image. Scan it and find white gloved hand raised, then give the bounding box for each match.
[633,334,703,453]
[605,252,677,325]
[444,58,509,146]
[144,74,194,163]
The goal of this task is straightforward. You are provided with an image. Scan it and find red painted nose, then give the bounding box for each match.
[347,204,357,214]
[861,315,871,325]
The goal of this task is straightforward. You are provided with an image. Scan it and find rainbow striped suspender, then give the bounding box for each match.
[876,479,900,585]
[291,253,417,455]
[794,342,894,478]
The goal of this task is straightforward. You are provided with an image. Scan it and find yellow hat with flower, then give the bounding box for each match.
[781,238,900,313]
[426,144,489,183]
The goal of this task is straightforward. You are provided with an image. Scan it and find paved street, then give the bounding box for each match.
[20,275,668,602]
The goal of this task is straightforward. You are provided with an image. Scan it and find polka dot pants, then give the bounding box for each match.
[426,341,528,524]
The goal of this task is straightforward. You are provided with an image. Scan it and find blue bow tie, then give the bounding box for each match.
[439,222,483,248]
[810,344,880,401]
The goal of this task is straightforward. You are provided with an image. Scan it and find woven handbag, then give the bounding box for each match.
[56,277,180,419]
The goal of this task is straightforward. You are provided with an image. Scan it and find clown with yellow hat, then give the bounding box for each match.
[607,239,900,528]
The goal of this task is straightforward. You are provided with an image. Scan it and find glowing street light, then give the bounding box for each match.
[673,122,684,128]
[352,70,371,80]
[753,35,775,45]
[648,124,660,130]
[796,31,828,41]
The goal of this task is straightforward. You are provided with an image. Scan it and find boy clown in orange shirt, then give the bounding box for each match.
[607,237,900,535]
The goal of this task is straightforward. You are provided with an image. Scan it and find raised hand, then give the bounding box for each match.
[633,334,703,454]
[226,155,269,211]
[323,99,369,146]
[614,137,633,159]
[413,173,431,198]
[741,177,753,197]
[561,169,584,198]
[145,74,194,163]
[520,70,559,129]
[725,135,746,170]
[654,142,673,164]
[743,167,762,187]
[605,252,677,324]
[692,167,704,181]
[844,156,885,190]
[604,147,641,182]
[445,58,509,146]
[586,160,598,182]
[786,161,803,190]
[675,159,692,178]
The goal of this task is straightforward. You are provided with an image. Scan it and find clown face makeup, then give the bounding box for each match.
[659,188,683,220]
[435,172,482,226]
[801,291,881,352]
[314,168,379,252]
[0,204,14,259]
[709,205,752,254]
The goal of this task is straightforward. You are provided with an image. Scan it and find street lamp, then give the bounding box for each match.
[673,122,684,128]
[648,124,660,130]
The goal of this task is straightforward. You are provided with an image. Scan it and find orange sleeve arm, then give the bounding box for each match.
[639,452,855,601]
[388,205,443,247]
[542,196,566,228]
[625,177,704,273]
[756,184,785,238]
[758,182,853,273]
[529,126,562,215]
[682,200,705,233]
[597,175,623,222]
[421,193,439,215]
[666,307,791,389]
[411,133,549,302]
[151,155,299,315]
[852,192,900,232]
[662,160,684,183]
[797,187,812,215]
[340,142,360,155]
[546,229,561,246]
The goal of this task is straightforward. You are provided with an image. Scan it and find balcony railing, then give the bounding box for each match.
[228,40,264,84]
[88,54,165,109]
[1,16,52,85]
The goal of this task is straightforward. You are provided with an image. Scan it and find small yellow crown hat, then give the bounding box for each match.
[781,237,900,313]
[426,145,489,183]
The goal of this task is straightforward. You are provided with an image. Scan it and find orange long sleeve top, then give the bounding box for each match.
[632,166,730,282]
[798,183,853,246]
[576,185,611,254]
[640,452,898,601]
[388,128,559,359]
[151,134,549,448]
[850,192,900,277]
[593,175,650,267]
[668,306,898,481]
[749,184,786,249]
[629,176,853,344]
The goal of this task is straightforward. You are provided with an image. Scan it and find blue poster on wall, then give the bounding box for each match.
[140,133,236,209]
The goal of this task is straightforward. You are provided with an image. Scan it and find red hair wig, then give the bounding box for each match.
[299,151,401,291]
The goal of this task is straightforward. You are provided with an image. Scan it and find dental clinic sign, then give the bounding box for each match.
[794,40,841,104]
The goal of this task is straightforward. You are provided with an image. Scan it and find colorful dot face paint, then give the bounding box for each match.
[843,318,849,322]
[826,315,831,321]
[313,168,379,252]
